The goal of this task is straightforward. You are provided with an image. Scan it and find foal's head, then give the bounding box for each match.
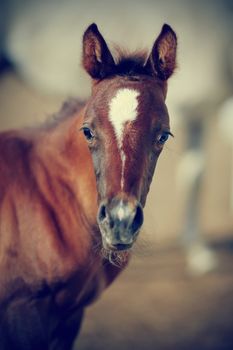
[81,23,177,252]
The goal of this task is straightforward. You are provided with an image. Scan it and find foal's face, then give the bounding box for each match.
[83,77,171,250]
[81,23,177,251]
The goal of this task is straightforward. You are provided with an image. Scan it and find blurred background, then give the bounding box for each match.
[0,0,233,349]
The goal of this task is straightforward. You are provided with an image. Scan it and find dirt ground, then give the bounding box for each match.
[76,242,233,350]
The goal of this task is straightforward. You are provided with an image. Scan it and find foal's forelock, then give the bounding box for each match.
[108,87,140,190]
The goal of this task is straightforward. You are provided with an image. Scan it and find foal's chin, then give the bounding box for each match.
[100,235,133,268]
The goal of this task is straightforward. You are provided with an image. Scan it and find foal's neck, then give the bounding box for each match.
[34,104,98,232]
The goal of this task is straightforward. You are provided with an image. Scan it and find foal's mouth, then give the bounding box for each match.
[102,239,133,252]
[100,237,133,267]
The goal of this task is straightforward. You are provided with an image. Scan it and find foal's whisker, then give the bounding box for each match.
[98,247,129,268]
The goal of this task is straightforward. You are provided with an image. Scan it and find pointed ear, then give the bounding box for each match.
[146,24,177,80]
[82,23,115,80]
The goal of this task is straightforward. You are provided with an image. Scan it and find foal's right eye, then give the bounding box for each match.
[82,127,94,141]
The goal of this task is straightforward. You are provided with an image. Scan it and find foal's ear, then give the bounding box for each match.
[146,24,177,80]
[82,23,115,79]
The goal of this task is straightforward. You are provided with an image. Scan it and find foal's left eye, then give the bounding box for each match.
[157,132,172,145]
[82,127,94,141]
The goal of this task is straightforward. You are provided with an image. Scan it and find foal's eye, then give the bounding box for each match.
[82,127,94,141]
[157,131,172,145]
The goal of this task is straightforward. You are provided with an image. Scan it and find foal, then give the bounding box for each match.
[0,23,177,349]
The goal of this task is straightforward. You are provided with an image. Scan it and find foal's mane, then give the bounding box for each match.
[42,98,85,129]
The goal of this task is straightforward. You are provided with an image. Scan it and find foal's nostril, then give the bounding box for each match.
[132,204,144,233]
[98,203,107,222]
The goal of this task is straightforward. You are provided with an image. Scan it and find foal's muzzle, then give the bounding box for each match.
[97,196,144,251]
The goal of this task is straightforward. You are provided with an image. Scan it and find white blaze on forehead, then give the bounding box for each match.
[108,88,140,190]
[109,88,140,144]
